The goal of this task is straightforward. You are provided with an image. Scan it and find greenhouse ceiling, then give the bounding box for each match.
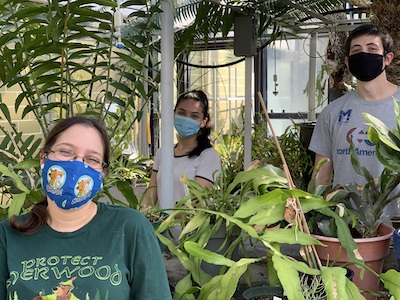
[27,0,370,50]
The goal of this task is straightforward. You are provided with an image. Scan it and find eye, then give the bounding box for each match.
[368,46,380,53]
[85,156,101,165]
[193,113,205,121]
[58,149,75,158]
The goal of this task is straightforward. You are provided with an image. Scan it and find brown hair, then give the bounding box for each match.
[345,24,393,56]
[10,116,110,234]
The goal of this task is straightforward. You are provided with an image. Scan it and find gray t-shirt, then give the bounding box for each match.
[153,146,221,208]
[309,88,400,186]
[309,88,400,217]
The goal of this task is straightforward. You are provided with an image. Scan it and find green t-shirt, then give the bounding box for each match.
[0,202,172,300]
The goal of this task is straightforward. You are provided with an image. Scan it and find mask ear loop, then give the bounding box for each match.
[41,151,48,169]
[382,51,389,72]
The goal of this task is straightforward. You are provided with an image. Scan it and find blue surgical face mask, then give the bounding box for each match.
[174,115,201,138]
[41,158,103,210]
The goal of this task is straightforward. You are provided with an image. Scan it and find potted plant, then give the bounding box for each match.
[155,117,400,300]
[306,116,400,299]
[155,161,371,300]
[154,165,277,298]
[0,0,164,219]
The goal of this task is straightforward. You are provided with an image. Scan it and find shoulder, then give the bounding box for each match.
[199,147,220,157]
[95,203,157,239]
[393,86,400,98]
[325,91,356,108]
[318,91,356,118]
[197,147,221,162]
[0,218,11,231]
[0,213,29,229]
[96,202,150,226]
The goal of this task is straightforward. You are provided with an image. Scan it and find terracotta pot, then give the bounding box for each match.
[313,223,394,300]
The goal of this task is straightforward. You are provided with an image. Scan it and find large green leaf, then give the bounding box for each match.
[14,159,40,170]
[321,266,351,300]
[184,241,235,267]
[197,257,260,300]
[260,228,324,246]
[316,207,362,264]
[179,212,210,239]
[364,112,400,151]
[8,193,27,217]
[115,180,138,208]
[173,274,197,300]
[381,269,400,299]
[273,255,305,300]
[0,164,29,193]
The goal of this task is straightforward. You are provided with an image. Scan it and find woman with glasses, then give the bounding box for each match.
[0,116,172,300]
[143,90,221,208]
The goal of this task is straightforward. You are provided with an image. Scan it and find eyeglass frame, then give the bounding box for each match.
[45,149,108,169]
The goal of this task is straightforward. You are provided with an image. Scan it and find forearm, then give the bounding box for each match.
[141,171,158,206]
[313,154,333,186]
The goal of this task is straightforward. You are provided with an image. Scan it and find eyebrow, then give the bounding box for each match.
[176,108,201,115]
[351,42,380,49]
[54,142,103,157]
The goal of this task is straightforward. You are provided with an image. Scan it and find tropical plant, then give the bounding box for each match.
[214,115,313,191]
[364,98,400,174]
[0,0,161,218]
[308,139,400,239]
[172,0,353,55]
[155,163,371,300]
[354,97,400,237]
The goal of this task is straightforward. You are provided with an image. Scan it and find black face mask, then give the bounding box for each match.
[348,52,386,82]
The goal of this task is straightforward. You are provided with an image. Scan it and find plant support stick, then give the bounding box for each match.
[257,92,322,269]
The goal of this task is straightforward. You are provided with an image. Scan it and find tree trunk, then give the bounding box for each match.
[371,0,400,85]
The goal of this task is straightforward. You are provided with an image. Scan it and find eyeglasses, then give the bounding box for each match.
[47,149,108,170]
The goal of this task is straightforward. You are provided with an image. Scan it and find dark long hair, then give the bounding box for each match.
[175,90,213,157]
[10,116,110,234]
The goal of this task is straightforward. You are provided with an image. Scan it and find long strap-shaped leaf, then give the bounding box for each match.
[257,91,322,269]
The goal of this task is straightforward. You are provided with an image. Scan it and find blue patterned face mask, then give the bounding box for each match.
[174,115,201,138]
[41,158,103,210]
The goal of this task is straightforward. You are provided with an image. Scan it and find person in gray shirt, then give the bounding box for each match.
[309,24,400,216]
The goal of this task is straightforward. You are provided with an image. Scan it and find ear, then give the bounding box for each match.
[344,56,349,69]
[384,52,394,66]
[39,150,46,165]
[200,117,208,128]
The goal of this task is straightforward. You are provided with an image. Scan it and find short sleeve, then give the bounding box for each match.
[195,147,221,182]
[308,107,333,159]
